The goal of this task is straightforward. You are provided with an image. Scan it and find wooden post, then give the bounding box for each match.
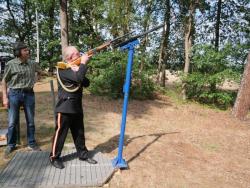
[36,8,40,64]
[50,80,57,127]
[232,52,250,120]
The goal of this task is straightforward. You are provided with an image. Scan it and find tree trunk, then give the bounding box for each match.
[157,0,170,87]
[140,0,153,73]
[157,35,165,85]
[214,0,222,51]
[60,0,69,55]
[182,2,195,100]
[232,53,250,120]
[48,0,56,75]
[157,23,167,87]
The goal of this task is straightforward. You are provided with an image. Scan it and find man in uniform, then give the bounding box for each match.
[50,46,97,169]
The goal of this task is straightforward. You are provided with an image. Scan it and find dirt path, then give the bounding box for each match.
[0,78,250,188]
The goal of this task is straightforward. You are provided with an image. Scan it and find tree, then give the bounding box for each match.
[59,0,69,55]
[178,0,208,99]
[179,0,196,99]
[214,0,222,51]
[138,0,153,73]
[232,53,250,120]
[37,0,58,73]
[157,0,170,87]
[68,0,104,49]
[2,0,37,44]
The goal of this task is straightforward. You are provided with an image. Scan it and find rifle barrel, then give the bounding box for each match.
[131,24,164,41]
[115,24,164,47]
[111,31,135,43]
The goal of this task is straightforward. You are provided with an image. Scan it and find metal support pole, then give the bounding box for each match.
[112,39,139,169]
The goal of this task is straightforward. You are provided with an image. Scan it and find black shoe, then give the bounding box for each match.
[79,157,97,164]
[50,158,65,169]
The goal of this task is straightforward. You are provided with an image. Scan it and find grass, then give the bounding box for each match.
[201,142,220,152]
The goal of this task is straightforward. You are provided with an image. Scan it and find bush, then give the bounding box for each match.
[183,44,241,109]
[88,51,155,99]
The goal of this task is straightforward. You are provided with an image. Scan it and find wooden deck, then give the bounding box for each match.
[0,150,115,188]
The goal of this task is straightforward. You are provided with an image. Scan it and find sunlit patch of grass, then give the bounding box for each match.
[201,142,220,152]
[155,84,185,105]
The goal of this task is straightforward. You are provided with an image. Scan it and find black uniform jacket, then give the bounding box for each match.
[55,64,89,114]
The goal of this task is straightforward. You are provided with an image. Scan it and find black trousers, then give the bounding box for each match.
[50,113,88,160]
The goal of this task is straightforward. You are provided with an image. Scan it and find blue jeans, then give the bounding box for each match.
[7,89,36,148]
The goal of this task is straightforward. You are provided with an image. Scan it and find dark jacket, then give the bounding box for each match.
[55,64,89,114]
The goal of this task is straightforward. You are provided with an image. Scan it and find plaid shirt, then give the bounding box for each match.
[2,58,41,89]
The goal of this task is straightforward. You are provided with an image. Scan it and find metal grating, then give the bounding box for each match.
[0,150,115,188]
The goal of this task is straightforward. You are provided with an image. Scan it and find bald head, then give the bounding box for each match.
[63,46,80,63]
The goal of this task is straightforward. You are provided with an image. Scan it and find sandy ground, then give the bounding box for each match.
[0,78,249,188]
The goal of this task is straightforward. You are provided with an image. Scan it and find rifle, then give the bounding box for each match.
[57,24,164,69]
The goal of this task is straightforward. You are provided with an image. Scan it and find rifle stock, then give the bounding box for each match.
[56,42,112,69]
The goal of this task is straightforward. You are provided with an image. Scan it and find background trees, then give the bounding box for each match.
[0,0,249,113]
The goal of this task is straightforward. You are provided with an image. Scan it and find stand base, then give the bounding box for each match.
[112,157,128,169]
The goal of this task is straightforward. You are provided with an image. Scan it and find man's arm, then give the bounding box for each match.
[35,63,49,80]
[2,62,11,108]
[2,79,8,108]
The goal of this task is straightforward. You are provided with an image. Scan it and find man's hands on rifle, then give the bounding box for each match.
[70,54,90,72]
[80,54,90,64]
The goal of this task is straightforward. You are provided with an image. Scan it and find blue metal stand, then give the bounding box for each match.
[112,39,139,169]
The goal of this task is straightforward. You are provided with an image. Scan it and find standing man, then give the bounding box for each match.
[50,46,97,169]
[2,41,43,157]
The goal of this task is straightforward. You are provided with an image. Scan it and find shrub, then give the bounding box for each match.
[183,44,241,109]
[88,51,155,99]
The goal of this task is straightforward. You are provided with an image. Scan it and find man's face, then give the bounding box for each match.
[68,49,80,65]
[20,48,30,60]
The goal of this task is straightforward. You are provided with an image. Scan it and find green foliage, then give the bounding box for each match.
[183,44,241,109]
[130,56,156,100]
[88,51,155,99]
[87,51,125,98]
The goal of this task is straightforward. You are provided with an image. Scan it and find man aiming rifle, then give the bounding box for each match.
[57,24,164,70]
